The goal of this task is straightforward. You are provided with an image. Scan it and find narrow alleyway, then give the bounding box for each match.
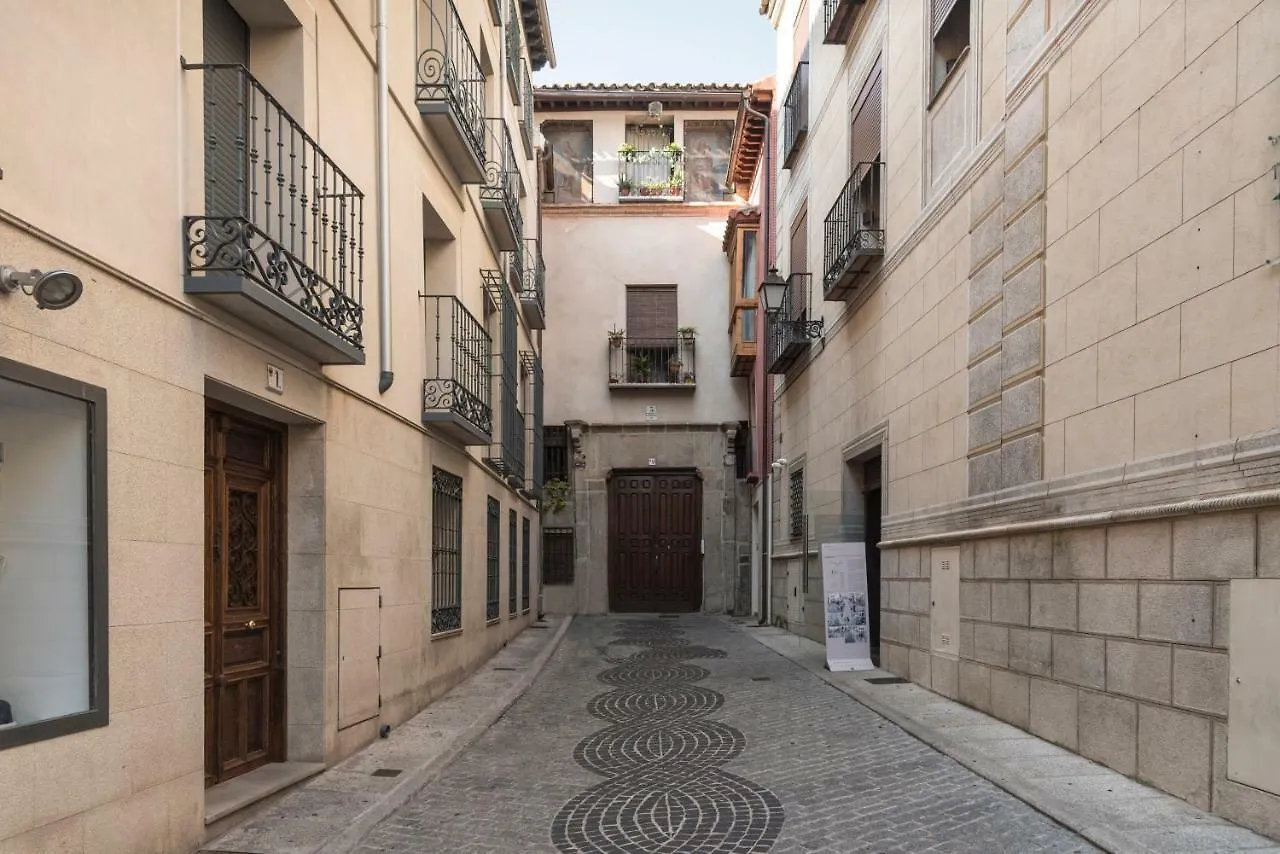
[354,617,1095,853]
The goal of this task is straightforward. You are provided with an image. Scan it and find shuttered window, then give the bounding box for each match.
[931,0,971,97]
[203,0,250,218]
[850,56,883,168]
[931,0,961,36]
[626,286,677,342]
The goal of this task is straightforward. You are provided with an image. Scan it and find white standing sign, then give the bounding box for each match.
[820,542,875,672]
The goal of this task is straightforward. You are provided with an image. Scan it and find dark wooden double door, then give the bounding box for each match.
[608,470,703,612]
[204,407,286,786]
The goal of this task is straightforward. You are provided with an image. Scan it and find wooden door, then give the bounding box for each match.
[205,407,286,786]
[608,470,702,612]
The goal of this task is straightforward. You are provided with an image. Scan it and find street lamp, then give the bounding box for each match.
[759,267,788,318]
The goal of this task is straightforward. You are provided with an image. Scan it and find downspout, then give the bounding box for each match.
[739,95,772,626]
[375,0,394,393]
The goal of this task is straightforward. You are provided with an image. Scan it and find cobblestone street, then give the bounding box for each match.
[354,616,1095,854]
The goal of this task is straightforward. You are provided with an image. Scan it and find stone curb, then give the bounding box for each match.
[738,622,1166,854]
[314,615,574,854]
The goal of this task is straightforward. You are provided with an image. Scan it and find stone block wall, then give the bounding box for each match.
[880,508,1280,838]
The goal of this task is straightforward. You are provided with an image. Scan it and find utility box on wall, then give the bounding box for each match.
[338,587,382,731]
[1228,579,1280,796]
[930,547,960,659]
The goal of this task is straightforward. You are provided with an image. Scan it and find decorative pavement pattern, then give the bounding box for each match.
[551,619,784,853]
[354,616,1096,853]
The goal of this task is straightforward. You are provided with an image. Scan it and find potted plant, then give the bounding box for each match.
[618,142,637,162]
[678,326,696,341]
[618,174,633,196]
[664,141,683,159]
[667,356,683,382]
[608,325,625,348]
[682,372,696,384]
[631,352,652,382]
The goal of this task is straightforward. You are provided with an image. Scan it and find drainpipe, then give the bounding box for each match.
[375,0,394,393]
[739,94,772,626]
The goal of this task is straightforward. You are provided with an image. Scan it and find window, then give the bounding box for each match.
[542,121,593,203]
[851,57,884,168]
[683,120,734,203]
[542,528,574,585]
[431,467,463,634]
[544,425,568,482]
[0,359,108,748]
[739,229,758,343]
[735,422,751,480]
[521,517,531,612]
[486,497,501,623]
[789,467,805,541]
[931,0,971,98]
[626,285,678,341]
[508,509,518,615]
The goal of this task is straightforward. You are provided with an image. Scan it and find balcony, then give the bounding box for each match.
[823,160,886,301]
[823,0,865,44]
[781,62,809,169]
[766,273,820,375]
[421,295,493,446]
[481,118,523,251]
[607,336,697,390]
[618,145,683,202]
[416,0,487,184]
[484,273,525,482]
[513,238,546,330]
[518,62,534,159]
[183,63,364,365]
[730,304,758,378]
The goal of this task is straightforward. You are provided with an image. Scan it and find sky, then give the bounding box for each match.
[532,0,776,86]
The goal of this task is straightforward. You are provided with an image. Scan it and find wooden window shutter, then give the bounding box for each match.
[850,56,883,168]
[626,286,677,342]
[932,0,961,36]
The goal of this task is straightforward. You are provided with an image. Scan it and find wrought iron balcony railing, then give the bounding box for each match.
[481,118,523,250]
[823,160,886,301]
[416,0,487,183]
[782,61,809,169]
[513,238,546,329]
[522,351,544,498]
[183,63,364,365]
[766,273,822,375]
[617,146,684,201]
[505,0,522,104]
[519,61,535,159]
[484,272,525,482]
[607,336,697,388]
[823,0,864,44]
[422,295,493,445]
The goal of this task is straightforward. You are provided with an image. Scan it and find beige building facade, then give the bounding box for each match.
[0,0,554,850]
[757,0,1280,838]
[534,85,754,617]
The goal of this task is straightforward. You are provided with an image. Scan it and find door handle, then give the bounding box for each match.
[246,619,257,629]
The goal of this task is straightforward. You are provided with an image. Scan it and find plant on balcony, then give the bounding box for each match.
[682,372,696,384]
[618,142,637,162]
[608,325,625,347]
[664,142,683,158]
[609,373,622,384]
[618,175,633,195]
[678,326,696,340]
[631,352,652,382]
[541,478,571,514]
[667,356,683,382]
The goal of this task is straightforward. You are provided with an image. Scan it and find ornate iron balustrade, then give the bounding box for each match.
[782,61,809,169]
[183,63,364,357]
[484,274,526,482]
[522,351,544,497]
[416,0,486,171]
[481,118,523,247]
[617,147,683,200]
[422,295,493,444]
[486,496,501,622]
[505,0,522,104]
[823,0,863,43]
[766,273,822,375]
[607,336,697,387]
[519,61,535,158]
[516,238,545,328]
[823,160,886,300]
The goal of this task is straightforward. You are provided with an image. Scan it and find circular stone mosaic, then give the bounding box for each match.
[551,620,784,853]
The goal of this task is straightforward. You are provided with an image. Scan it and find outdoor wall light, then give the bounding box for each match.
[759,267,788,318]
[0,266,84,310]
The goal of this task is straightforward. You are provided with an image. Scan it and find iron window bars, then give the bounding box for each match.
[765,273,822,375]
[518,239,546,328]
[431,467,464,634]
[519,61,535,158]
[617,146,684,200]
[781,61,809,169]
[508,509,519,616]
[521,351,544,497]
[823,160,886,300]
[521,516,531,612]
[607,336,697,387]
[416,0,486,170]
[486,497,501,623]
[483,273,526,482]
[184,63,364,352]
[544,426,569,482]
[541,527,575,585]
[789,467,805,541]
[422,295,493,441]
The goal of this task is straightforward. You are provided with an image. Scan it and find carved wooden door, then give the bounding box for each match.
[205,407,285,786]
[608,470,702,612]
